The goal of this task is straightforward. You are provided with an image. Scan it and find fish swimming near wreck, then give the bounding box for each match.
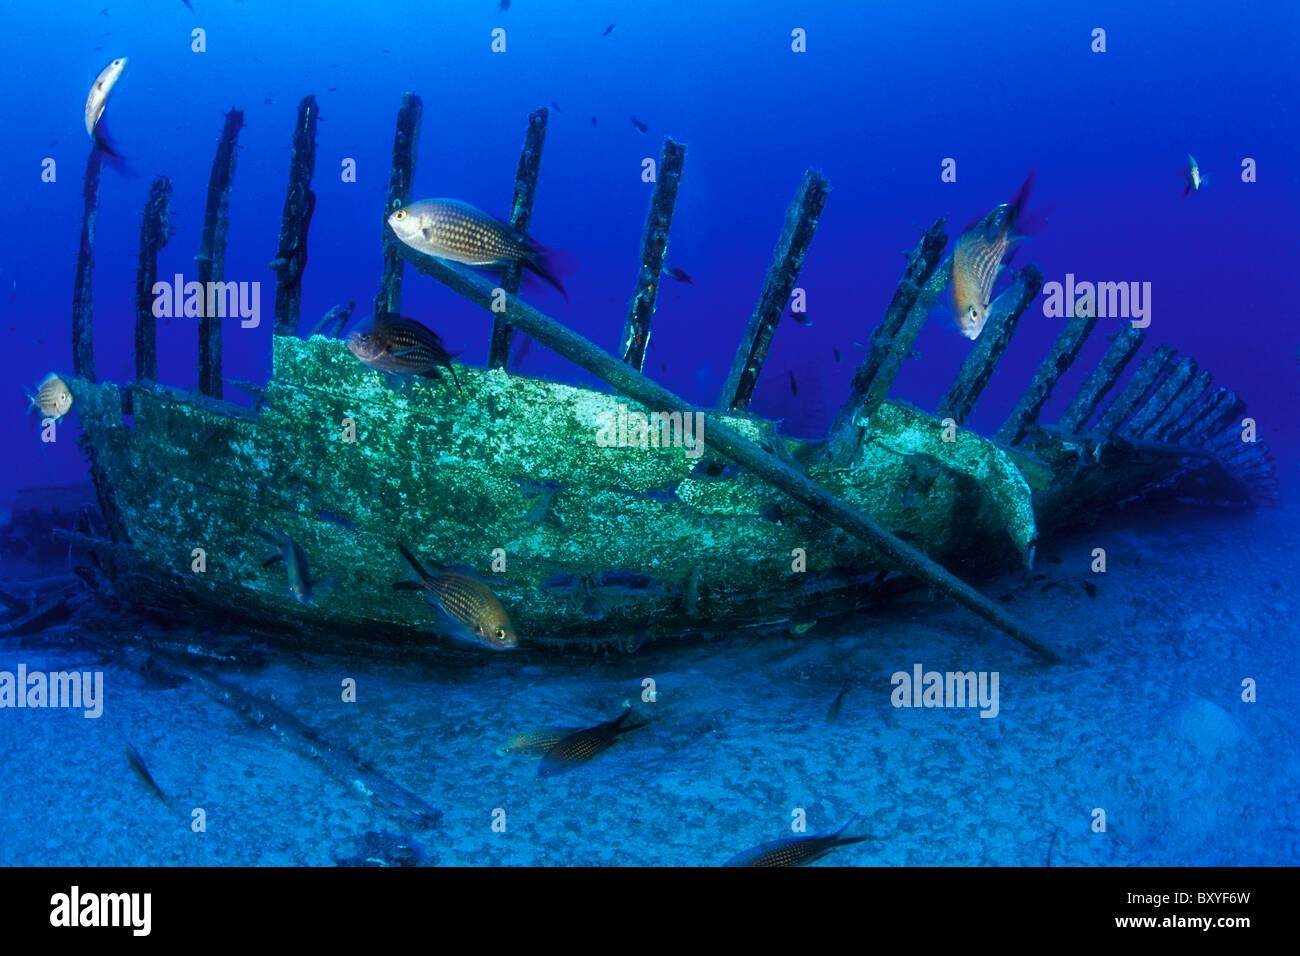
[347,313,461,388]
[393,542,518,650]
[537,710,642,776]
[387,198,568,300]
[85,57,128,156]
[498,727,579,757]
[124,740,168,806]
[25,373,73,421]
[724,815,873,866]
[255,528,335,605]
[950,168,1036,341]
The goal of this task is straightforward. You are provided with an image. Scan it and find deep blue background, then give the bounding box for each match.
[2,0,1296,504]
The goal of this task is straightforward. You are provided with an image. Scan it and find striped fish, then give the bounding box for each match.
[724,815,873,867]
[347,313,460,388]
[387,198,567,300]
[498,727,580,757]
[950,169,1035,340]
[537,711,641,776]
[393,543,518,650]
[25,373,73,421]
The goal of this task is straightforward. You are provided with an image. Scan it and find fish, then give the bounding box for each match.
[537,711,642,776]
[499,0,510,10]
[125,741,168,806]
[664,264,694,285]
[600,24,616,36]
[347,313,461,387]
[25,373,73,421]
[827,682,850,722]
[758,502,784,524]
[590,116,598,126]
[1182,153,1205,197]
[789,371,798,396]
[950,168,1036,340]
[181,0,194,11]
[832,347,841,363]
[724,816,873,866]
[393,542,518,650]
[1083,581,1097,598]
[550,100,562,113]
[788,310,812,327]
[85,57,128,156]
[630,115,648,133]
[387,199,567,300]
[255,527,334,605]
[498,727,578,757]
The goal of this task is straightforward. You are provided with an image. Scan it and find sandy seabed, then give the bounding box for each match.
[1,498,1295,867]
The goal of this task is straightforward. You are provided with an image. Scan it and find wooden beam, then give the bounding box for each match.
[995,305,1098,446]
[1055,326,1144,434]
[398,245,1062,663]
[1122,355,1197,439]
[489,107,551,369]
[134,176,171,384]
[719,169,830,411]
[824,222,949,466]
[1149,368,1212,442]
[72,147,105,382]
[270,96,319,336]
[936,264,1044,426]
[196,109,245,398]
[373,93,422,320]
[619,137,686,371]
[1093,345,1175,438]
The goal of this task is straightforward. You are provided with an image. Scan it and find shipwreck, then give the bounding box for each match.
[45,94,1277,665]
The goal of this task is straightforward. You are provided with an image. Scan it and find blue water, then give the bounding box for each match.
[0,0,1296,867]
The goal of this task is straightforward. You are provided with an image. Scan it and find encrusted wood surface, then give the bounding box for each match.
[69,337,1047,651]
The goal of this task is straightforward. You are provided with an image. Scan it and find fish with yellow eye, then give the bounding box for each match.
[950,168,1036,340]
[393,543,518,650]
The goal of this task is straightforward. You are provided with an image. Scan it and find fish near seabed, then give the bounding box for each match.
[85,57,128,155]
[387,199,568,300]
[950,168,1036,340]
[347,314,461,388]
[393,543,518,650]
[536,710,642,776]
[255,528,333,605]
[724,815,873,867]
[25,373,72,421]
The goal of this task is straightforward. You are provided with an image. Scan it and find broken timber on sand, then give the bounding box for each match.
[61,96,1277,666]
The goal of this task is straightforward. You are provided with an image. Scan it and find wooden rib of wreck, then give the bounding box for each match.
[59,94,1277,661]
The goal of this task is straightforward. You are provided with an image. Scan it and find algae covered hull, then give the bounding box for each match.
[70,336,1054,651]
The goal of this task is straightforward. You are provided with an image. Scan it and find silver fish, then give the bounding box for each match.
[85,57,128,155]
[387,198,567,299]
[256,527,333,605]
[25,373,73,421]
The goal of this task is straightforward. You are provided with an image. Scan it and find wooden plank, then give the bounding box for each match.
[1149,369,1212,442]
[719,170,830,411]
[1093,345,1175,438]
[72,147,105,382]
[1055,326,1144,434]
[619,137,686,371]
[270,96,319,336]
[373,93,422,320]
[133,176,171,384]
[1122,356,1197,439]
[196,109,245,398]
[489,107,551,369]
[995,305,1098,446]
